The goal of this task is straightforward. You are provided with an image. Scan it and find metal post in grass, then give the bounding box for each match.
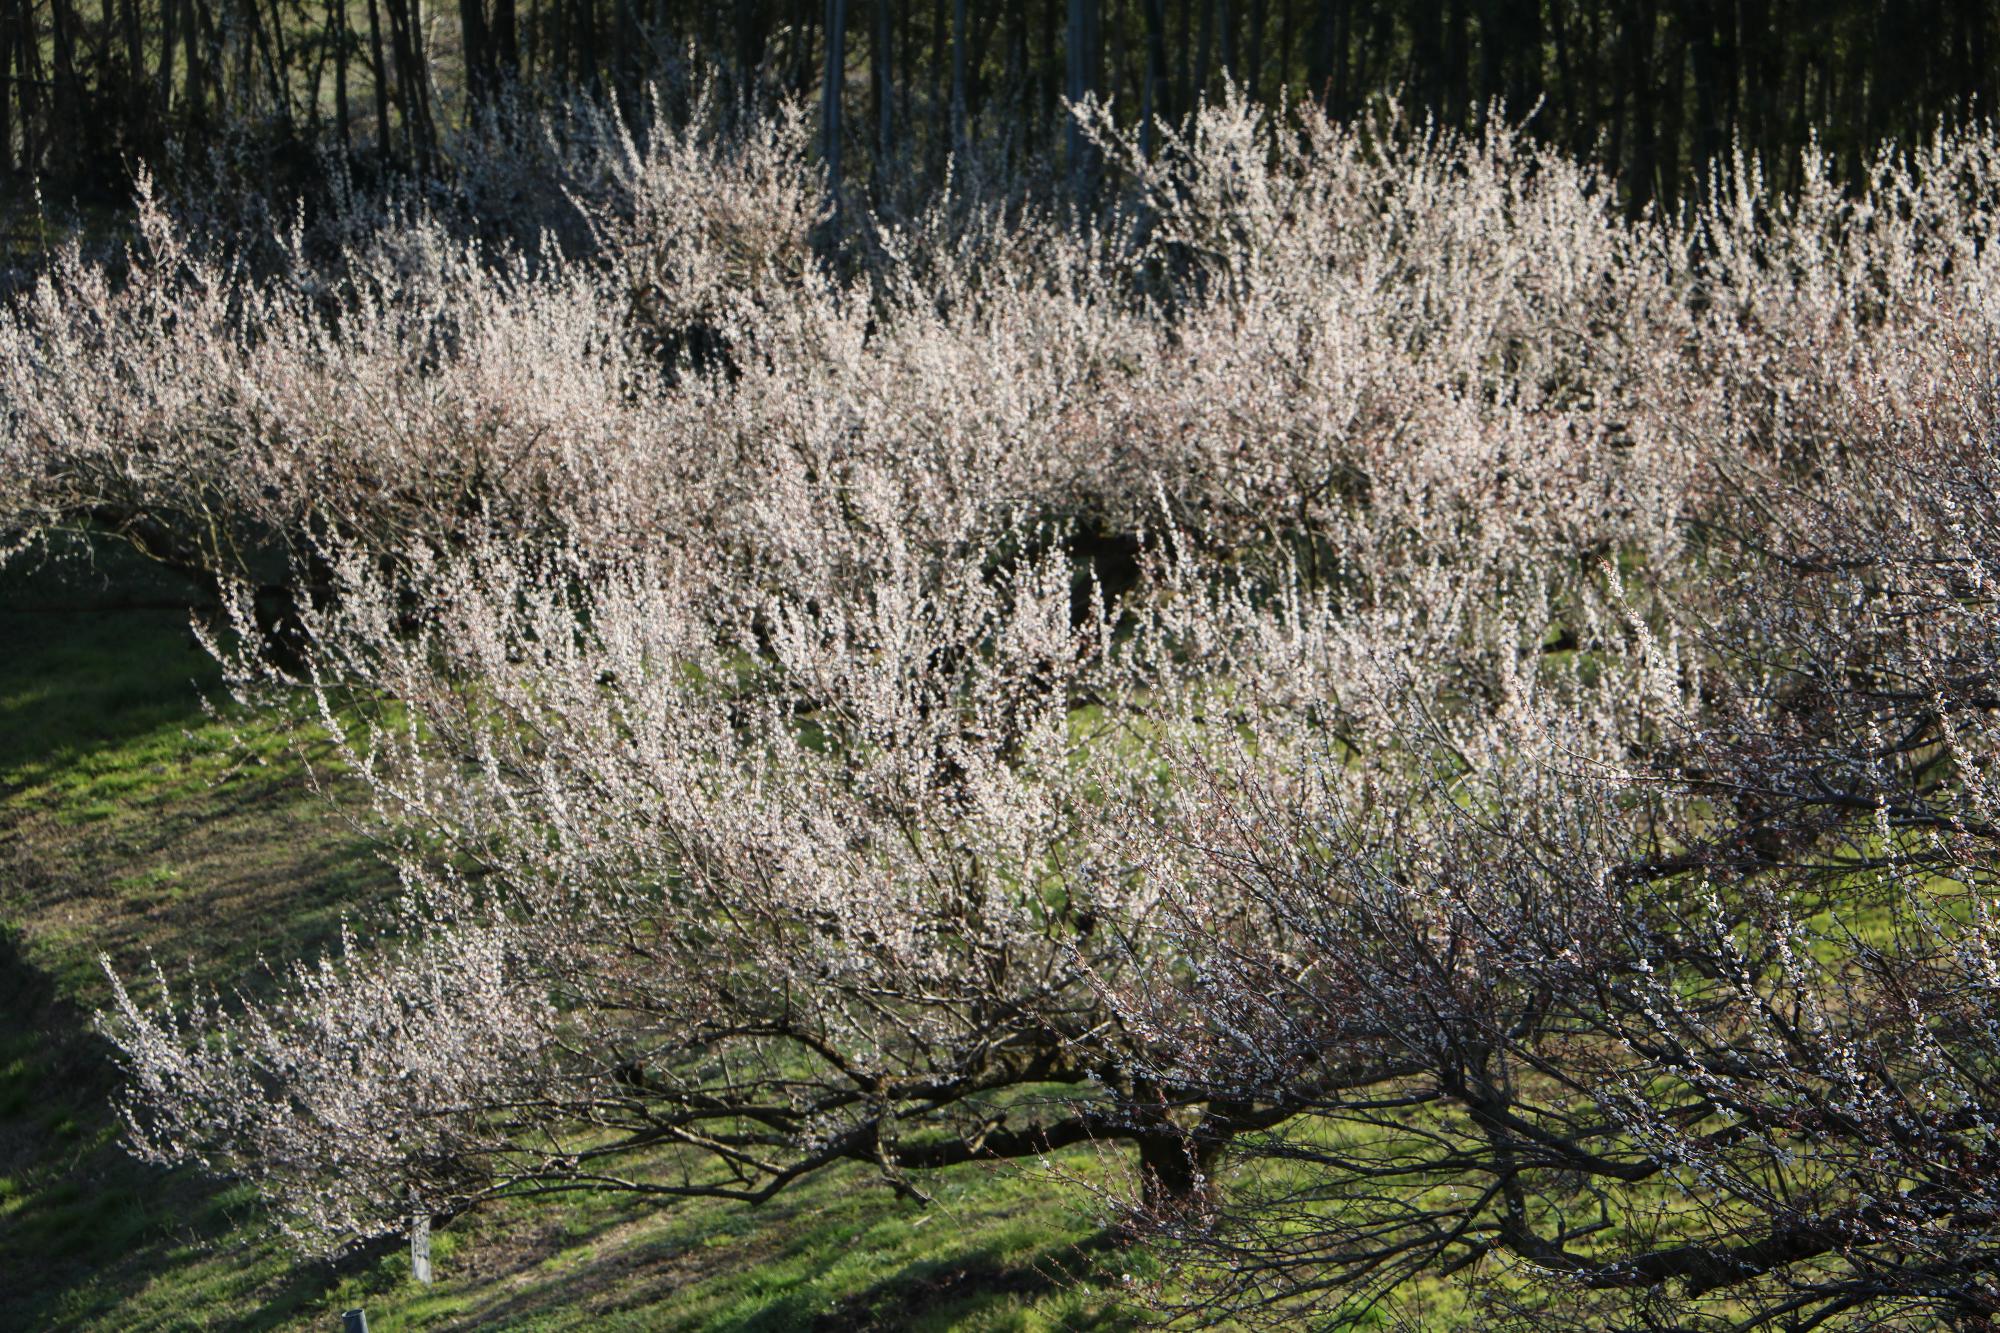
[341,1310,368,1333]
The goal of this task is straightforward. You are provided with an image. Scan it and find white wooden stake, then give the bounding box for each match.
[410,1204,432,1285]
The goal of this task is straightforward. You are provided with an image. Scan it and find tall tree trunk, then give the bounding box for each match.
[1141,0,1169,152]
[460,0,494,104]
[1174,0,1190,108]
[1065,0,1083,149]
[1479,0,1505,118]
[307,24,329,135]
[1657,5,1685,211]
[971,0,1004,124]
[574,0,598,93]
[96,0,116,112]
[930,0,944,127]
[1192,0,1212,101]
[1064,0,1094,188]
[873,0,892,157]
[48,0,79,165]
[332,0,352,154]
[611,0,641,123]
[1244,0,1263,97]
[385,0,429,161]
[550,0,569,83]
[1682,0,1720,193]
[1443,0,1469,126]
[1004,0,1026,148]
[153,0,177,115]
[797,0,818,93]
[1509,0,1541,113]
[1303,0,1330,106]
[1109,1,1127,114]
[900,0,916,130]
[1546,0,1577,142]
[13,0,41,173]
[119,0,143,115]
[1082,0,1098,115]
[0,2,12,177]
[822,0,846,186]
[1603,0,1622,180]
[1040,0,1059,148]
[416,0,440,147]
[1358,0,1390,95]
[736,0,766,91]
[1744,0,1778,165]
[493,0,518,77]
[178,0,201,125]
[1970,0,1991,121]
[1277,0,1293,100]
[1792,4,1824,184]
[950,0,966,151]
[257,0,297,127]
[366,0,391,153]
[1412,0,1444,122]
[1216,0,1233,85]
[1626,0,1657,217]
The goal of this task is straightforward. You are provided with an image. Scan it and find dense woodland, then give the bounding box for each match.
[2,0,1998,209]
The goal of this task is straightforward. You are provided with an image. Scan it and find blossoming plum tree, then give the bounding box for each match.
[9,80,1993,1328]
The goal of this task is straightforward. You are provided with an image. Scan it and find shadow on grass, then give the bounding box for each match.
[408,1170,1135,1333]
[804,1229,1129,1331]
[0,554,403,1331]
[0,922,386,1332]
[0,550,220,794]
[0,556,395,997]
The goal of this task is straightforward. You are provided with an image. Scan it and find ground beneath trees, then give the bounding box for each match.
[0,554,1134,1331]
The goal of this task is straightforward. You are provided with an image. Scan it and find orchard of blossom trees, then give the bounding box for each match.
[6,84,2000,1327]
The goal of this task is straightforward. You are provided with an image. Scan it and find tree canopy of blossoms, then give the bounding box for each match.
[6,83,1999,1328]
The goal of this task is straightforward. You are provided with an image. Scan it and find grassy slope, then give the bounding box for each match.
[0,554,1137,1332]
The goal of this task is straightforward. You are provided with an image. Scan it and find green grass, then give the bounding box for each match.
[0,544,1960,1331]
[0,549,1141,1331]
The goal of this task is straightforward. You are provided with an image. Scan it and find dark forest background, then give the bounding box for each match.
[0,0,1991,212]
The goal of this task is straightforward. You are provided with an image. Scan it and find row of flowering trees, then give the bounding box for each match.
[8,88,2000,1326]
